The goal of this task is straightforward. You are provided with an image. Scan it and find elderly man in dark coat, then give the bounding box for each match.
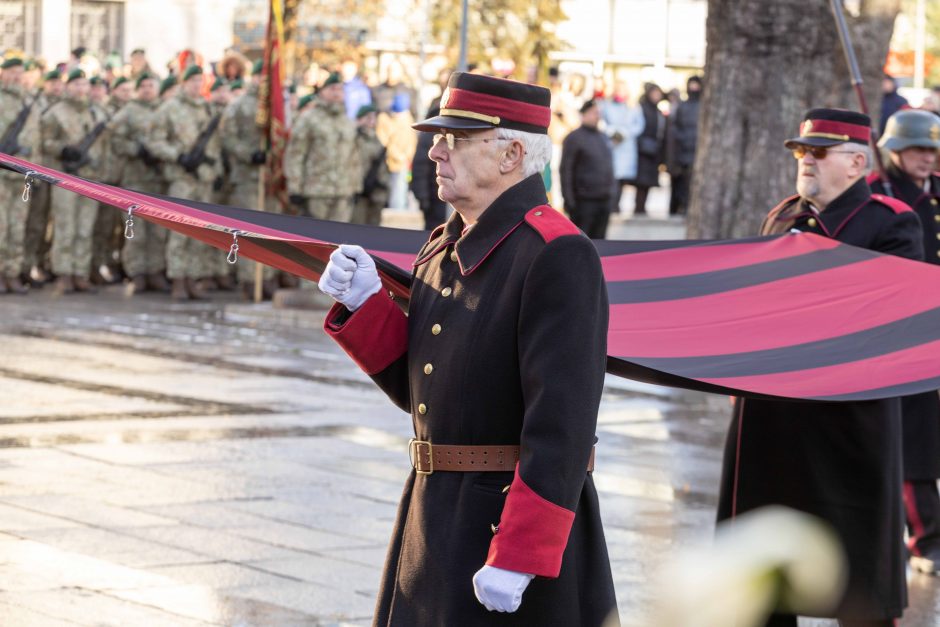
[718,109,923,627]
[317,72,617,626]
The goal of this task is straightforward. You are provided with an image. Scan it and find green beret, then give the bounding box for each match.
[66,68,86,83]
[43,69,61,81]
[112,76,129,89]
[1,57,23,70]
[252,58,264,75]
[210,77,227,92]
[159,75,178,96]
[322,72,341,88]
[356,104,377,119]
[24,59,37,71]
[135,72,156,89]
[298,94,315,110]
[182,65,203,81]
[230,79,244,90]
[288,83,297,94]
[89,75,103,86]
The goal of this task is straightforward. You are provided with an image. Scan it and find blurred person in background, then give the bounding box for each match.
[128,48,153,81]
[373,58,418,118]
[665,75,702,216]
[601,80,644,214]
[560,99,615,238]
[341,58,372,121]
[631,82,665,216]
[880,74,909,135]
[376,92,417,210]
[352,104,389,226]
[409,102,448,229]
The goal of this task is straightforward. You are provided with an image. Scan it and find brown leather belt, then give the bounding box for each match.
[408,439,595,475]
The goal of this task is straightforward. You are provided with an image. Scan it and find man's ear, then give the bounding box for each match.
[499,140,525,174]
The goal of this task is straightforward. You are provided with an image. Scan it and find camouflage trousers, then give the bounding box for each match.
[50,186,98,279]
[0,176,28,276]
[229,179,276,282]
[166,178,219,280]
[91,199,124,271]
[304,196,353,222]
[23,178,52,271]
[352,194,384,226]
[121,180,168,277]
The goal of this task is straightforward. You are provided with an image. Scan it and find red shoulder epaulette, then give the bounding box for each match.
[524,205,580,243]
[870,193,913,214]
[865,172,882,186]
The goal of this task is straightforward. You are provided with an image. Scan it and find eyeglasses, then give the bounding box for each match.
[432,132,511,150]
[791,145,861,160]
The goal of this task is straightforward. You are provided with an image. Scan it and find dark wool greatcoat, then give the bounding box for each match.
[717,177,924,620]
[325,174,617,627]
[869,165,940,480]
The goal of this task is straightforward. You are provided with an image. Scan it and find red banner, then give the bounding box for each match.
[258,0,290,209]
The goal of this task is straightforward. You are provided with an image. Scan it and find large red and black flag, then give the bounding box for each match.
[5,153,939,402]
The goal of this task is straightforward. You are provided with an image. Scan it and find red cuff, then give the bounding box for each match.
[323,292,408,375]
[485,464,575,578]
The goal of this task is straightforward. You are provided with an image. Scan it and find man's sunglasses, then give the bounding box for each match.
[432,132,511,150]
[791,145,861,160]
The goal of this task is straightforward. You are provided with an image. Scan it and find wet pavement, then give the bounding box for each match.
[0,286,938,626]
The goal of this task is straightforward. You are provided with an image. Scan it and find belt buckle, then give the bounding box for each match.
[409,439,433,475]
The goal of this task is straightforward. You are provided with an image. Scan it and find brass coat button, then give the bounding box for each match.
[807,217,817,228]
[450,250,458,262]
[932,198,938,206]
[418,403,427,415]
[431,324,442,335]
[534,210,542,216]
[936,250,940,258]
[424,363,433,375]
[934,214,940,222]
[441,287,452,297]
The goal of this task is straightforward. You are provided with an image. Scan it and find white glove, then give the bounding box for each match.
[472,565,535,613]
[317,244,382,312]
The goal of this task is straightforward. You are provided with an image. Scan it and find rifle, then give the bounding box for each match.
[178,112,221,174]
[0,97,35,156]
[62,120,108,174]
[829,0,892,196]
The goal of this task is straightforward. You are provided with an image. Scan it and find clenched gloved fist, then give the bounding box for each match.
[318,244,382,312]
[472,565,535,613]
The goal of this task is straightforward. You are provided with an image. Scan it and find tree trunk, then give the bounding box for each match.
[687,0,900,239]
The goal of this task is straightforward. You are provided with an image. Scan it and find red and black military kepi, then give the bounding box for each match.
[785,108,871,148]
[412,72,552,134]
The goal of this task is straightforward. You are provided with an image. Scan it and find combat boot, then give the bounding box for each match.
[216,274,236,291]
[170,279,189,301]
[147,273,170,292]
[126,275,148,295]
[72,276,98,293]
[185,278,207,300]
[53,275,74,295]
[6,275,28,295]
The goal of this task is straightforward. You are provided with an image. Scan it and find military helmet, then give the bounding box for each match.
[879,109,940,152]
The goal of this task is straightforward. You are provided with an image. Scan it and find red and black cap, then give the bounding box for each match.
[784,108,871,149]
[412,72,551,134]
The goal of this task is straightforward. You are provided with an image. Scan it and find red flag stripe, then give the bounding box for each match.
[600,235,841,281]
[607,254,937,358]
[704,338,940,400]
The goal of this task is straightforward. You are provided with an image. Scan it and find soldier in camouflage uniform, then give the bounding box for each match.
[23,69,64,284]
[110,73,169,294]
[285,72,360,221]
[41,69,109,293]
[221,59,277,298]
[352,104,389,226]
[0,58,38,294]
[88,76,124,284]
[159,75,178,102]
[144,65,224,300]
[208,77,236,291]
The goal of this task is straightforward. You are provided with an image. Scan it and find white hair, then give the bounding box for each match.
[857,143,873,174]
[495,127,552,178]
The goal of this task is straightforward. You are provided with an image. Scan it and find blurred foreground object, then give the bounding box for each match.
[653,506,846,627]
